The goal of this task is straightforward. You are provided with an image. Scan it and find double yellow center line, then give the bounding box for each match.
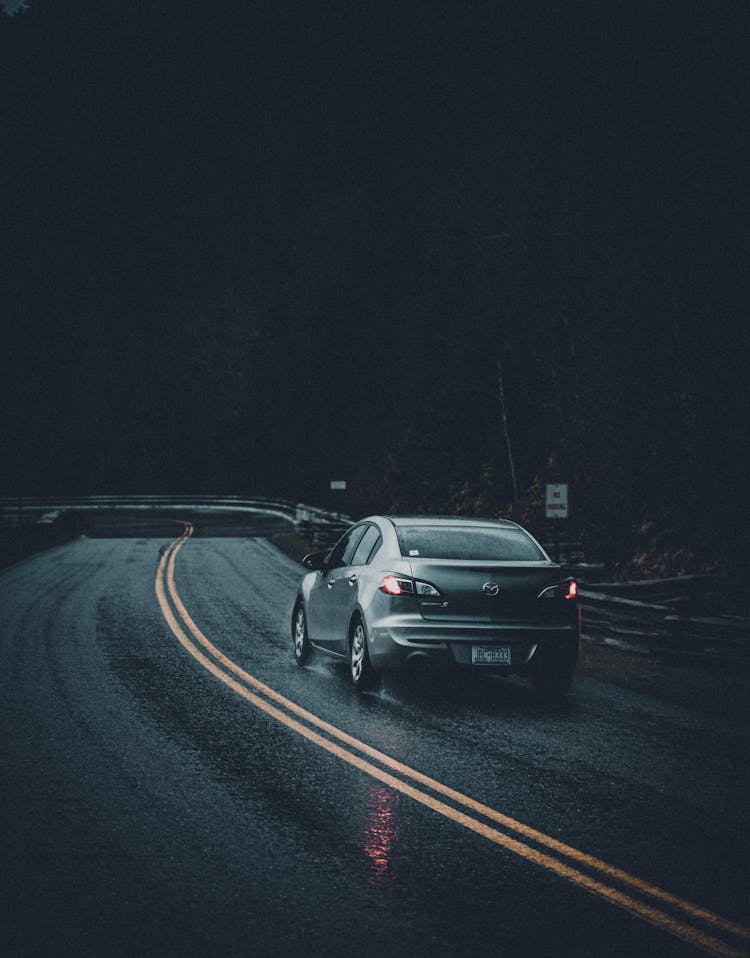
[155,523,749,958]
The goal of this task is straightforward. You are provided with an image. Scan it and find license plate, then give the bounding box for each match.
[472,645,512,665]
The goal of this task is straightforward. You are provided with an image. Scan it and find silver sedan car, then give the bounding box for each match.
[292,515,580,701]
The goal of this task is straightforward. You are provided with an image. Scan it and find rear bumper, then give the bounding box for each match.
[368,615,580,674]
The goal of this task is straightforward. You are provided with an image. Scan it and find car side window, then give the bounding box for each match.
[341,525,368,566]
[326,530,352,569]
[351,525,380,566]
[366,534,383,564]
[329,525,368,569]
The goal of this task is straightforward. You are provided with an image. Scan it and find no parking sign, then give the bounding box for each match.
[545,483,569,519]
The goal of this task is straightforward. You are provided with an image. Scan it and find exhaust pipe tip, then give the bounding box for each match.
[405,651,435,684]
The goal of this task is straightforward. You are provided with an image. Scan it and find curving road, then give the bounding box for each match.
[1,512,748,957]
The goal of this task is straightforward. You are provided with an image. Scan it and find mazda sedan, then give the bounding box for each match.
[292,515,580,701]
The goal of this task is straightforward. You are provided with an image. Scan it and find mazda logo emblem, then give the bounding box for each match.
[483,582,499,597]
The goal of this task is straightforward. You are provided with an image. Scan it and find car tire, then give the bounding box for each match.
[292,601,312,666]
[349,618,375,691]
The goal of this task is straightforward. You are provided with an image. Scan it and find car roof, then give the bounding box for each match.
[383,515,519,529]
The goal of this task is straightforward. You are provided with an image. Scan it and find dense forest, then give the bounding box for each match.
[2,2,748,574]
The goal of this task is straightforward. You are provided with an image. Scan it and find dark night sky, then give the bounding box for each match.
[1,1,748,537]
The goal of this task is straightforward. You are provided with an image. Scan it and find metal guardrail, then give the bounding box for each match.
[0,495,353,562]
[578,576,750,663]
[0,493,349,522]
[0,494,299,520]
[292,503,352,548]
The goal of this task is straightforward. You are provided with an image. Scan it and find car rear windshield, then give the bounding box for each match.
[396,525,545,561]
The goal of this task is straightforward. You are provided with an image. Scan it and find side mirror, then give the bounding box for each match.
[302,551,327,572]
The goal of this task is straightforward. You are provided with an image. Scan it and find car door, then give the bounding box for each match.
[307,526,365,653]
[332,521,382,635]
[327,523,370,653]
[305,556,334,644]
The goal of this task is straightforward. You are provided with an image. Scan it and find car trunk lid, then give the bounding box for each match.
[408,559,559,623]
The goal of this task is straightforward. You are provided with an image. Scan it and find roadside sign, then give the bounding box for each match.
[330,480,347,491]
[545,483,569,519]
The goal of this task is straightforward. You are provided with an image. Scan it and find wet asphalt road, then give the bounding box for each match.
[1,513,748,957]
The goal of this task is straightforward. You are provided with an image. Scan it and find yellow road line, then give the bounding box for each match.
[162,526,750,944]
[155,526,750,958]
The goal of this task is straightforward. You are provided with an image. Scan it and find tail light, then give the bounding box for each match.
[379,576,442,597]
[538,579,578,600]
[379,575,414,596]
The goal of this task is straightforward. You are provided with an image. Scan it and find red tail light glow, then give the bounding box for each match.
[379,575,414,596]
[538,579,578,600]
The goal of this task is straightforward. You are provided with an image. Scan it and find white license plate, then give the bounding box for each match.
[472,645,512,665]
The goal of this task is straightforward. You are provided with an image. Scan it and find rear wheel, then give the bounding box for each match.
[349,619,375,690]
[292,602,312,666]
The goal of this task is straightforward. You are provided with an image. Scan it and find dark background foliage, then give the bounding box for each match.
[2,1,748,571]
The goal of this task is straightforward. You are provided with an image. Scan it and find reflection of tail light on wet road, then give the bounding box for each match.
[362,784,398,887]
